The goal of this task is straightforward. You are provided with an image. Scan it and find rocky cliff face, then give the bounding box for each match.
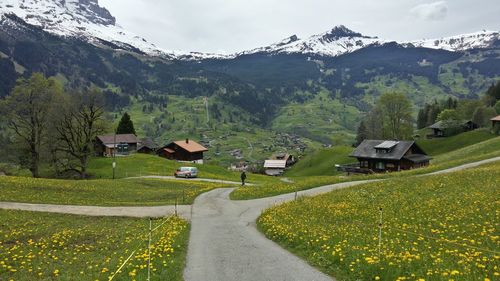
[2,0,115,27]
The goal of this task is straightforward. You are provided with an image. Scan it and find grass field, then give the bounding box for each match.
[285,146,354,177]
[416,129,496,156]
[88,153,244,181]
[0,211,189,281]
[258,162,500,281]
[0,176,224,206]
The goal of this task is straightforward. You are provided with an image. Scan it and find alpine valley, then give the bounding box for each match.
[1,0,499,164]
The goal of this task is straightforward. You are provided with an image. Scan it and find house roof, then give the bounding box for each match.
[163,148,175,153]
[491,115,500,122]
[351,140,423,161]
[403,154,432,164]
[97,134,139,145]
[172,139,208,153]
[429,120,474,130]
[138,138,159,150]
[264,160,287,169]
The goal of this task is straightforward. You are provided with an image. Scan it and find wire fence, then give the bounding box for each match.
[108,216,176,281]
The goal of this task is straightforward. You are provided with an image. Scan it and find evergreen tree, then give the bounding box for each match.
[355,120,369,145]
[417,108,427,129]
[116,112,136,135]
[486,81,500,105]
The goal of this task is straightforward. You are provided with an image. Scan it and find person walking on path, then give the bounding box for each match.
[240,171,247,186]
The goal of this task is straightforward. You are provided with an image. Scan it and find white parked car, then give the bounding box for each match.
[174,167,198,178]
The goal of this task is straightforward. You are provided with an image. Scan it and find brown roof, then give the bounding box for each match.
[490,115,500,121]
[97,134,139,144]
[163,148,175,153]
[173,139,208,153]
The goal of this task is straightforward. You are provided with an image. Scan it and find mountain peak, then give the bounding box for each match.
[327,25,360,37]
[0,0,116,26]
[276,34,300,47]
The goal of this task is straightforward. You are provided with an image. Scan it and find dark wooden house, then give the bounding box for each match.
[137,138,159,154]
[344,140,431,173]
[428,120,478,138]
[95,134,139,157]
[158,139,208,163]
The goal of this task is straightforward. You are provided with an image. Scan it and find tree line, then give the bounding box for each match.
[356,81,500,145]
[417,81,500,130]
[0,73,107,178]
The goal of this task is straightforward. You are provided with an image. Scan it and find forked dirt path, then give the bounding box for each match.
[0,157,499,281]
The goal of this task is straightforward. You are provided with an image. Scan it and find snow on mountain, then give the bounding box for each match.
[405,30,500,52]
[239,26,385,57]
[0,1,498,60]
[241,26,500,58]
[0,0,227,60]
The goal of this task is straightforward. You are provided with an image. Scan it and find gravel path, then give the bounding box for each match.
[183,179,378,281]
[425,156,500,175]
[0,202,192,218]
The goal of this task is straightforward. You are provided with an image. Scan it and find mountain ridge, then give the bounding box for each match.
[1,0,499,60]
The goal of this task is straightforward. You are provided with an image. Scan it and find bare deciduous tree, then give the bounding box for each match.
[52,88,105,178]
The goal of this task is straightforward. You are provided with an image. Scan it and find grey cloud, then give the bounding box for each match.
[411,1,448,21]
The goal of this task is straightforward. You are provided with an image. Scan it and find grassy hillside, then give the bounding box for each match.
[416,129,496,155]
[0,176,224,206]
[271,90,361,145]
[0,211,188,281]
[258,161,500,281]
[231,136,500,200]
[285,146,354,177]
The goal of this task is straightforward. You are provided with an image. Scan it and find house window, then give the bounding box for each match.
[376,162,385,170]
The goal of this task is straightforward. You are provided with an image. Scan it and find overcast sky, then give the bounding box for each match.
[100,0,500,54]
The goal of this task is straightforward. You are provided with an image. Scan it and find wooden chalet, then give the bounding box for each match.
[137,138,159,154]
[428,120,478,138]
[263,152,296,176]
[95,134,139,157]
[491,115,500,128]
[158,139,208,163]
[338,140,431,174]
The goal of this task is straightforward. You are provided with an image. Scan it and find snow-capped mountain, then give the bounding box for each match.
[239,25,386,57]
[0,0,498,61]
[0,0,227,60]
[241,25,500,58]
[406,30,500,52]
